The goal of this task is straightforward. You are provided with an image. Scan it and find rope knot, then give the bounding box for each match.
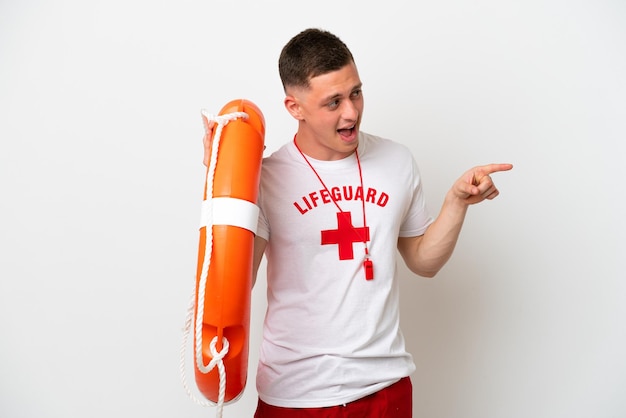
[208,336,230,366]
[201,109,249,131]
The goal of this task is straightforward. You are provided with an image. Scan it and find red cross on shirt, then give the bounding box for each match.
[321,212,370,260]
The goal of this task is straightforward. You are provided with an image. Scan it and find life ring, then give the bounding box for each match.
[193,99,265,406]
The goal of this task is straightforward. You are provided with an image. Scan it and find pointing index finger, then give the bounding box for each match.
[480,163,514,176]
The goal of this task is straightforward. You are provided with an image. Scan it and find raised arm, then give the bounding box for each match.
[398,163,513,278]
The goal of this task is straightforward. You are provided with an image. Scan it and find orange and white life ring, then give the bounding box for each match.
[192,99,265,410]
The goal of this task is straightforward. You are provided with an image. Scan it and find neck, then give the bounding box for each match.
[293,134,357,161]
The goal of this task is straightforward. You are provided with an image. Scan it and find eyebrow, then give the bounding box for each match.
[322,83,363,103]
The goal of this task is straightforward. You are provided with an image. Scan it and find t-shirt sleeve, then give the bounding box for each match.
[398,157,433,237]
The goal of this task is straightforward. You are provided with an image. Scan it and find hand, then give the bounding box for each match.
[201,114,215,167]
[201,111,266,166]
[450,163,513,206]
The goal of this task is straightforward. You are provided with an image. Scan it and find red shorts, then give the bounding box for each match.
[254,377,412,418]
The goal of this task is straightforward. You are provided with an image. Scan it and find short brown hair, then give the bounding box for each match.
[278,28,355,92]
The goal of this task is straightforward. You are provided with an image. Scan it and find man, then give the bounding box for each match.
[203,28,512,418]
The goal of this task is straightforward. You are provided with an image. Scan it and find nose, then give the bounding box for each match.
[341,100,359,122]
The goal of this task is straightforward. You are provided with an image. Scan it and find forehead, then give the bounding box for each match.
[306,62,362,98]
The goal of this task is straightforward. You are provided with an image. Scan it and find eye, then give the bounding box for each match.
[351,89,362,99]
[327,99,340,110]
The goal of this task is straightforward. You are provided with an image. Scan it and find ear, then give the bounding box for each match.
[284,94,304,120]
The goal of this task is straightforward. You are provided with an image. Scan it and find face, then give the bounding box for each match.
[285,62,364,161]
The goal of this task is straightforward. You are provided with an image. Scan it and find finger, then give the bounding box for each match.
[201,115,214,167]
[203,130,213,151]
[485,189,500,200]
[482,183,499,197]
[202,115,215,135]
[478,163,514,177]
[477,182,496,197]
[457,179,479,198]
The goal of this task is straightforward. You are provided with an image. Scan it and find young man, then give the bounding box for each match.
[203,28,512,418]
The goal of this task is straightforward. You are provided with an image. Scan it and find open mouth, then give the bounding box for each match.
[337,126,355,138]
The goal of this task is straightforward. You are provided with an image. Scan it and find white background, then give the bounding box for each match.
[1,1,625,417]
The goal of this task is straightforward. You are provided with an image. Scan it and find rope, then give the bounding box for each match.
[180,109,249,418]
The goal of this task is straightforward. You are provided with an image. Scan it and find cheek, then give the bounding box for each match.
[309,114,337,132]
[356,100,364,117]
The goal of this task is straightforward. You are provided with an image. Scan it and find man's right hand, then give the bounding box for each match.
[201,114,215,167]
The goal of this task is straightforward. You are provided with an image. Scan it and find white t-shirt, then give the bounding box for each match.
[255,132,433,408]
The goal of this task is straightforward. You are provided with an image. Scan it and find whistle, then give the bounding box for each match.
[364,259,374,280]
